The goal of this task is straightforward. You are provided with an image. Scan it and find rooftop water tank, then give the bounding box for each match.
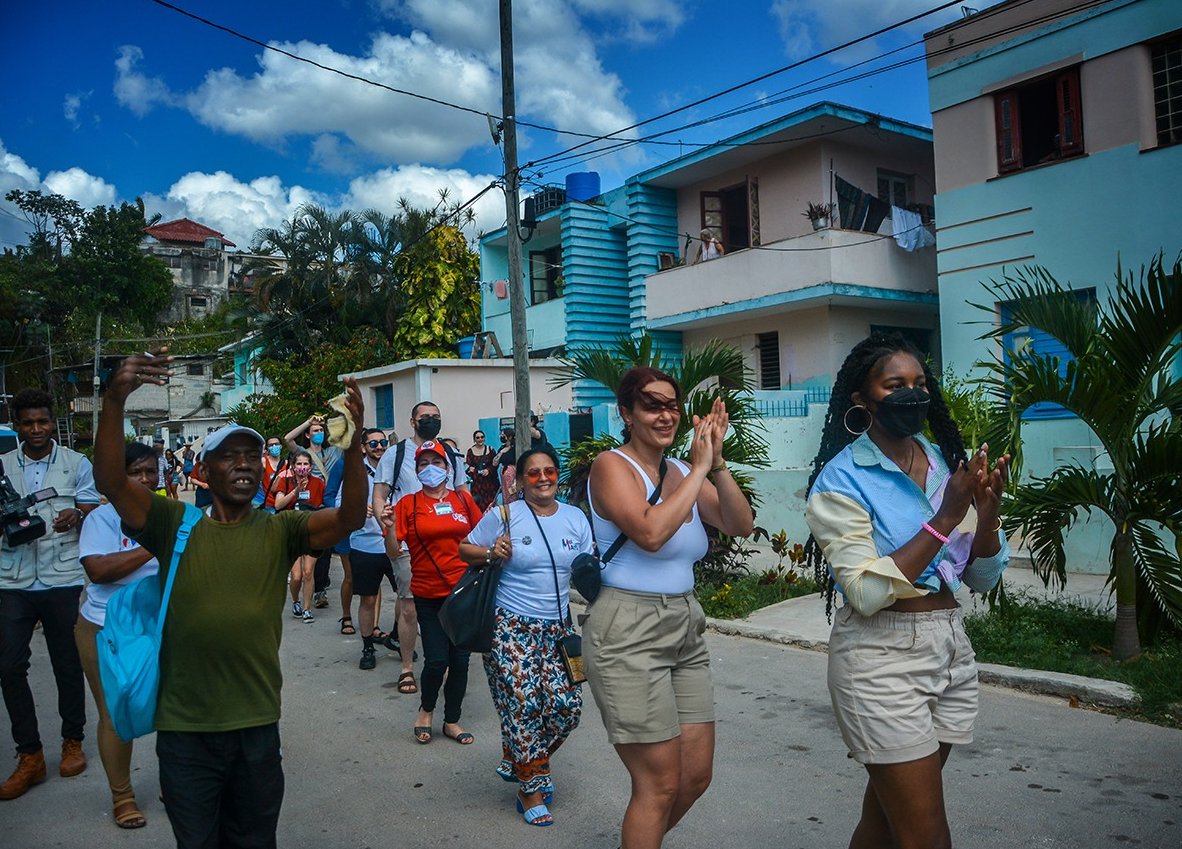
[565,171,601,202]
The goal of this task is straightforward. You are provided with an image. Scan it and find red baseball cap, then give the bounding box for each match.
[415,440,447,462]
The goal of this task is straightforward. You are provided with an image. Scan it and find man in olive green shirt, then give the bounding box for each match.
[94,350,367,849]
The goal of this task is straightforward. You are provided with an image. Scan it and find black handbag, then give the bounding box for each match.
[573,458,667,603]
[436,503,509,653]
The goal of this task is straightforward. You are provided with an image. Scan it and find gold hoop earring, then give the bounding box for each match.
[843,404,872,435]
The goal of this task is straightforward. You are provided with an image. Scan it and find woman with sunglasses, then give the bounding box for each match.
[392,440,483,745]
[465,430,498,511]
[585,366,753,849]
[460,446,593,827]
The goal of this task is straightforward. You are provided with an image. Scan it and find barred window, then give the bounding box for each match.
[1152,38,1182,147]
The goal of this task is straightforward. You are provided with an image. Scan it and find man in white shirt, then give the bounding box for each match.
[371,402,468,677]
[0,388,100,800]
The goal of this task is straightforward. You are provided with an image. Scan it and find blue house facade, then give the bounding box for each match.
[924,0,1182,571]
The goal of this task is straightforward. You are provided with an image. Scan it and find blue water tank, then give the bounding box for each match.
[565,171,601,202]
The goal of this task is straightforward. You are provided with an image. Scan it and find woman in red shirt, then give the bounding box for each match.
[275,451,326,622]
[393,440,483,745]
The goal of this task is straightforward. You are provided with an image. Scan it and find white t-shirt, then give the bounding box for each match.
[467,500,593,620]
[78,503,160,626]
[340,460,386,554]
[374,438,469,502]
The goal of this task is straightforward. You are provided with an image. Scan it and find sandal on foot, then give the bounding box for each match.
[413,726,432,744]
[516,798,554,827]
[338,616,356,635]
[397,671,418,694]
[442,726,474,745]
[371,628,389,642]
[113,800,146,829]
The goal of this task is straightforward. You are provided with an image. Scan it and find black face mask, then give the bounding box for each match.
[415,415,442,440]
[874,388,930,437]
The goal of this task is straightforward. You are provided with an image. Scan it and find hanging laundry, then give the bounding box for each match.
[864,196,890,234]
[890,207,936,251]
[835,175,890,233]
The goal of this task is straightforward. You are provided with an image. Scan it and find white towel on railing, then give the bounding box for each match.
[890,206,935,251]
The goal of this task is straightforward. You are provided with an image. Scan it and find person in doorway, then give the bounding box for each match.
[692,229,724,264]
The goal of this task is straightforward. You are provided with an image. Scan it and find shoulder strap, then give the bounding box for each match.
[600,457,667,564]
[390,440,408,501]
[308,447,329,479]
[525,503,569,625]
[156,503,202,639]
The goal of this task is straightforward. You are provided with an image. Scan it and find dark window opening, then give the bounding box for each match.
[757,332,781,390]
[994,67,1084,174]
[877,170,911,208]
[189,296,208,308]
[186,363,204,376]
[700,184,750,254]
[529,246,563,305]
[1152,37,1182,147]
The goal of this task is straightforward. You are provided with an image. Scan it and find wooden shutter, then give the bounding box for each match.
[1056,68,1084,156]
[995,91,1022,173]
[700,191,724,235]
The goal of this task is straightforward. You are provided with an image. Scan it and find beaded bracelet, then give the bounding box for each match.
[921,522,949,545]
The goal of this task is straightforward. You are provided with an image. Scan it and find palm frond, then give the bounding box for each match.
[1098,254,1182,400]
[1129,521,1182,635]
[675,339,751,394]
[976,265,1099,361]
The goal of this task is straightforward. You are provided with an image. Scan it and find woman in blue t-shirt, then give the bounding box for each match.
[461,446,593,828]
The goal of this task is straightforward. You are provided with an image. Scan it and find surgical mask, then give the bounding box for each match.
[310,431,325,445]
[268,445,282,458]
[417,464,449,488]
[415,416,442,440]
[875,388,930,437]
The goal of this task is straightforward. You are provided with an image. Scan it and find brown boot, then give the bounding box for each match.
[59,739,86,778]
[0,751,47,800]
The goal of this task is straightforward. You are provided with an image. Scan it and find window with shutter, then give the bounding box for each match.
[999,289,1096,420]
[993,66,1083,174]
[1152,36,1182,147]
[757,332,781,390]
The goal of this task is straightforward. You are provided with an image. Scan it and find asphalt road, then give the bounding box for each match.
[4,587,1181,849]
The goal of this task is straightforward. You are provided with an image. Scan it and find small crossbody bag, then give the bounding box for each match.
[526,504,586,685]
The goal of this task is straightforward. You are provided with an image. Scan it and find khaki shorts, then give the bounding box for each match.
[391,552,414,600]
[584,586,714,745]
[827,604,978,765]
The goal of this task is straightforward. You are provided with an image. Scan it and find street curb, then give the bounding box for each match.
[704,617,1141,709]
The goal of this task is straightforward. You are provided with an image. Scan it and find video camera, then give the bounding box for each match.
[0,474,58,547]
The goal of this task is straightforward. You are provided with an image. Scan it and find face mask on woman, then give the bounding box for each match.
[294,464,311,478]
[310,431,325,446]
[417,464,449,488]
[268,445,282,458]
[875,388,930,437]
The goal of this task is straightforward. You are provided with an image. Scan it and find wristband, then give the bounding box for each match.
[711,463,729,474]
[921,522,949,545]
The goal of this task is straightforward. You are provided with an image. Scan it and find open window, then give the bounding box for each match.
[528,246,563,305]
[700,182,751,253]
[994,66,1084,174]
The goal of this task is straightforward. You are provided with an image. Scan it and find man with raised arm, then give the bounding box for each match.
[93,350,367,849]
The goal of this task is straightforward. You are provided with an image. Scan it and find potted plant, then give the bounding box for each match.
[802,201,834,230]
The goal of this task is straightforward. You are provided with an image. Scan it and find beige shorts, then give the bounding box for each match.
[392,552,414,600]
[584,586,714,745]
[827,604,978,765]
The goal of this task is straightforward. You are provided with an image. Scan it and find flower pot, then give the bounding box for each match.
[810,216,829,231]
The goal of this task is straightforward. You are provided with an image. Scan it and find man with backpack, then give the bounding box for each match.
[92,350,368,849]
[372,402,468,682]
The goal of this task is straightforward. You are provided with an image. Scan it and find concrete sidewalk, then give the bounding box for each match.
[714,549,1137,708]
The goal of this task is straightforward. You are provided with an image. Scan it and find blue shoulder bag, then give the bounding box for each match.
[97,502,202,742]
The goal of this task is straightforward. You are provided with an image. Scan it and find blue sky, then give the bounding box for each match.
[0,0,985,249]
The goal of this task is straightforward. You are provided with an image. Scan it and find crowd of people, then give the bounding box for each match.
[0,331,1009,849]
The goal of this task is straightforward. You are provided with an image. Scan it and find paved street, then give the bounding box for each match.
[4,570,1180,849]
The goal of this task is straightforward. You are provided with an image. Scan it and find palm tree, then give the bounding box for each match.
[977,255,1182,659]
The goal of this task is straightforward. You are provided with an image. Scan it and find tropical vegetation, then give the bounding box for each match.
[976,255,1182,660]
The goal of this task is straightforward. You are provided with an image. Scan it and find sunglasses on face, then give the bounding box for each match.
[367,439,389,448]
[524,466,559,482]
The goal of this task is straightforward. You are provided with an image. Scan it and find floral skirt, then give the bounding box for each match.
[483,608,582,794]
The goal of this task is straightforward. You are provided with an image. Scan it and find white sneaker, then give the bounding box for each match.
[303,609,315,623]
[292,601,303,618]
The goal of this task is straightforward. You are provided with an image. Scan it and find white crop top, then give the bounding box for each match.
[588,450,708,594]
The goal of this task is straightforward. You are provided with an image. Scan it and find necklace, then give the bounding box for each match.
[905,441,916,475]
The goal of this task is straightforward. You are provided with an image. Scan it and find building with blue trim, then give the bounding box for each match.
[924,0,1182,571]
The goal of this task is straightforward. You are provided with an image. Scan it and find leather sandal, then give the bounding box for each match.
[113,799,146,829]
[338,616,356,635]
[397,671,418,694]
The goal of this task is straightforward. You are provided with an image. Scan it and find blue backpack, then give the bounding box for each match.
[97,503,202,742]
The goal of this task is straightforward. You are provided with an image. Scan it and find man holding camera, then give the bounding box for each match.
[0,388,100,800]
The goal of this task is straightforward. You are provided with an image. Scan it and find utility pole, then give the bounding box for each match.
[499,0,531,452]
[92,312,101,445]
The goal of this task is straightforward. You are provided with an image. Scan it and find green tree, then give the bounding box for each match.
[977,255,1182,659]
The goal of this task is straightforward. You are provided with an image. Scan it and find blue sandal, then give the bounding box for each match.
[516,797,554,827]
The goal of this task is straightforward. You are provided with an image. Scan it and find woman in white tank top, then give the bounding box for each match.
[585,366,753,849]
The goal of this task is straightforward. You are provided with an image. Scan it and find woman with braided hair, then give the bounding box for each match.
[804,333,1009,849]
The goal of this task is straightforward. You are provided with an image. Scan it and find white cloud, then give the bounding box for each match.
[569,0,684,42]
[183,33,497,164]
[43,168,116,208]
[146,171,324,249]
[63,91,92,129]
[771,0,970,62]
[114,45,178,116]
[345,164,504,235]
